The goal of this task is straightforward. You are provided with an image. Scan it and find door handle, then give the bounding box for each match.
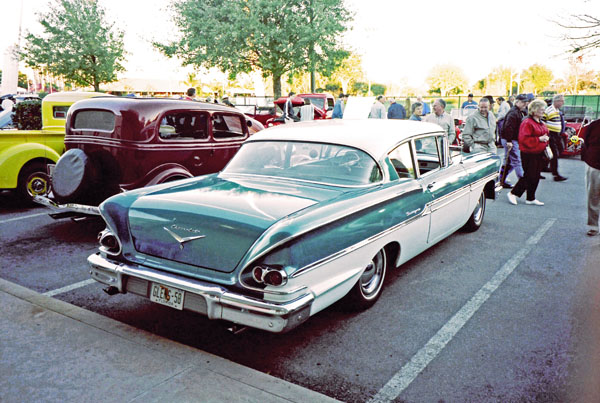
[427,182,436,189]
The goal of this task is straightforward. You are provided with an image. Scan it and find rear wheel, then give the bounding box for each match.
[462,191,486,232]
[345,248,387,310]
[17,162,51,202]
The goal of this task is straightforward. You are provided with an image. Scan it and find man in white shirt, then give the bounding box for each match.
[424,99,456,143]
[369,95,387,119]
[299,98,315,121]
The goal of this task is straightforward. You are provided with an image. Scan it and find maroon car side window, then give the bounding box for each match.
[158,111,209,141]
[212,113,246,140]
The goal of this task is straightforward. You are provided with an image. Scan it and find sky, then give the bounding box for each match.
[1,0,598,92]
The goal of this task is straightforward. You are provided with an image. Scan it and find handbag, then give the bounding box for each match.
[543,145,553,161]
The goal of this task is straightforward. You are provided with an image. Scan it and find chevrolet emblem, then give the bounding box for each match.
[163,226,205,250]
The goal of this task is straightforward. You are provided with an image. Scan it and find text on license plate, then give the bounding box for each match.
[150,282,185,310]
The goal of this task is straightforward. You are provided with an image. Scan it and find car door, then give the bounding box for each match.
[156,110,213,176]
[414,134,470,244]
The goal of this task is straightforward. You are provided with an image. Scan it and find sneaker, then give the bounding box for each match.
[502,182,513,189]
[507,192,518,205]
[554,175,568,182]
[539,175,546,180]
[587,229,599,236]
[525,199,544,206]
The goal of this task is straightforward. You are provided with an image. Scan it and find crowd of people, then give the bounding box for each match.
[355,91,597,236]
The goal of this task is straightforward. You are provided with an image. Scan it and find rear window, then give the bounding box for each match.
[73,110,115,132]
[53,106,69,119]
[212,113,246,139]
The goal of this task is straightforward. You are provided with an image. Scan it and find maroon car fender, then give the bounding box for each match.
[124,163,194,190]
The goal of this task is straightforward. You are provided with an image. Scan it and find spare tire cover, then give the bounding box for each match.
[52,149,94,200]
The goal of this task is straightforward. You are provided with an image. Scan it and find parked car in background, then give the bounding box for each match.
[34,97,264,218]
[0,92,105,201]
[265,95,328,126]
[298,93,335,117]
[561,105,592,157]
[88,119,501,333]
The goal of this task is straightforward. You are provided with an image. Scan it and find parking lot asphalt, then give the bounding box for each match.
[0,278,340,403]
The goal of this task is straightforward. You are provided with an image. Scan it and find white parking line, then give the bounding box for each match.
[0,212,48,224]
[369,218,556,403]
[43,279,97,297]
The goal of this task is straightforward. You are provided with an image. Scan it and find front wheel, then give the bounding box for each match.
[462,191,486,232]
[17,162,51,203]
[345,248,387,310]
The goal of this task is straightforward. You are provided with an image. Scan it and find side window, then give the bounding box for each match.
[388,142,416,179]
[212,113,246,139]
[159,111,208,140]
[414,135,442,175]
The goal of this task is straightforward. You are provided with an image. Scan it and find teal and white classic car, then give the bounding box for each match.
[88,119,501,333]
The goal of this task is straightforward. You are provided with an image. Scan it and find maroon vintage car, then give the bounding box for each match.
[34,97,263,218]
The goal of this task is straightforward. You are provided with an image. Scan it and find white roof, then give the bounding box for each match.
[249,119,444,159]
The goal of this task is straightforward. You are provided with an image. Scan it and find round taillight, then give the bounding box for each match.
[263,269,286,287]
[252,266,264,283]
[99,230,120,254]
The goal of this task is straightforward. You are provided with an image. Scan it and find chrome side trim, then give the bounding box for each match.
[33,196,100,216]
[291,209,426,279]
[88,253,314,333]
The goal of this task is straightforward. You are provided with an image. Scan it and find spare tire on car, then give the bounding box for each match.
[52,149,100,204]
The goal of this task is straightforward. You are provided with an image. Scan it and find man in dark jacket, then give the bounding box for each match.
[499,94,528,188]
[387,98,406,119]
[582,119,600,236]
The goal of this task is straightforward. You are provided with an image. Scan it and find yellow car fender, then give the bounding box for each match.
[0,142,61,189]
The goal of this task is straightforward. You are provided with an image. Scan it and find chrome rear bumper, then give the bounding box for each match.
[87,253,313,333]
[33,196,100,216]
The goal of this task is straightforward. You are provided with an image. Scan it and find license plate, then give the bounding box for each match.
[149,282,185,310]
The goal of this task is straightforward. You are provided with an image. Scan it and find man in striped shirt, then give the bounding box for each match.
[543,94,568,181]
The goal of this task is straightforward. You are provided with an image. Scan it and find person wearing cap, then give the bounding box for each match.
[499,94,528,188]
[542,94,567,181]
[222,95,234,107]
[462,97,497,154]
[424,99,455,143]
[369,95,387,119]
[387,98,406,119]
[461,93,478,111]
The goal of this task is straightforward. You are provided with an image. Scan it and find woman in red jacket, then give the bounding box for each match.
[507,99,550,206]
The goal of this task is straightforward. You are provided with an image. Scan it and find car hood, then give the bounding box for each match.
[128,176,341,273]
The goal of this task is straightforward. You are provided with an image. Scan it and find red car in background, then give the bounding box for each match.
[265,94,330,126]
[561,105,591,157]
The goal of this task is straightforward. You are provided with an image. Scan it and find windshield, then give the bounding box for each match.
[223,141,382,186]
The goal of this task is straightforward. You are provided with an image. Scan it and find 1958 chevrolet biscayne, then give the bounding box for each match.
[88,119,501,333]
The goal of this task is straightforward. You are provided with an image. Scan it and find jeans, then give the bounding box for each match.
[500,139,524,181]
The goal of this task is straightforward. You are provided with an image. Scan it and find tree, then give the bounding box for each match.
[157,0,352,99]
[425,65,468,96]
[0,71,29,89]
[557,14,600,54]
[20,0,126,92]
[520,64,554,94]
[327,52,365,94]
